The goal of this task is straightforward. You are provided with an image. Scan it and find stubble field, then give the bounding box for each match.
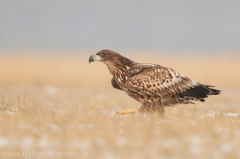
[0,51,240,159]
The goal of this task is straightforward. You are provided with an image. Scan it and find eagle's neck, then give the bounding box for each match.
[103,56,135,79]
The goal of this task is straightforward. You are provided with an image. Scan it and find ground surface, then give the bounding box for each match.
[0,52,239,159]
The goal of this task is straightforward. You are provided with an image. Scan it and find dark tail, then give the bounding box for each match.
[205,85,221,95]
[176,84,221,102]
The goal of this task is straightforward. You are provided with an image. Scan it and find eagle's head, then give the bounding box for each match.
[89,49,135,74]
[89,49,115,63]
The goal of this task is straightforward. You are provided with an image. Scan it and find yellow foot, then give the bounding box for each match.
[116,109,139,115]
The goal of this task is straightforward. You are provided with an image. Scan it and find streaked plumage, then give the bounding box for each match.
[89,50,221,116]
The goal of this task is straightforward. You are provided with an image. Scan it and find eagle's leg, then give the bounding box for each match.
[139,100,164,117]
[116,109,139,115]
[155,101,164,117]
[157,97,165,117]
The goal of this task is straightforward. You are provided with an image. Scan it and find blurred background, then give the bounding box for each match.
[0,0,240,53]
[0,0,239,88]
[1,1,240,158]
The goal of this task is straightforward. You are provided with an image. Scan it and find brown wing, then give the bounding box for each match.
[125,66,199,98]
[126,63,161,77]
[111,77,122,90]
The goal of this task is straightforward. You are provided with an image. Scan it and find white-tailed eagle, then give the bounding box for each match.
[89,50,221,116]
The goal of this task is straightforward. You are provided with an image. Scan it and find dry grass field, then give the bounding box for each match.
[0,51,240,159]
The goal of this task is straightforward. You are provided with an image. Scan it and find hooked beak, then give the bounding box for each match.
[89,54,102,63]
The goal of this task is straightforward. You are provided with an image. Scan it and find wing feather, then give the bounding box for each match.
[125,66,198,98]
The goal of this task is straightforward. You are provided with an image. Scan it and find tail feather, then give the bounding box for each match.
[176,84,221,102]
[206,85,221,95]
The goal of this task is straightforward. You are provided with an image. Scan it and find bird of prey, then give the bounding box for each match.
[89,50,221,116]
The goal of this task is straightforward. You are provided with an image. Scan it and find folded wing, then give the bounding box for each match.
[125,65,219,99]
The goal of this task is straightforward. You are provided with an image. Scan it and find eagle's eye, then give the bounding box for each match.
[99,53,104,57]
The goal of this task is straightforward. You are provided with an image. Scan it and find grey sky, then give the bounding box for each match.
[0,0,240,52]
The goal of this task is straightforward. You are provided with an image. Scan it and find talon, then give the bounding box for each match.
[116,109,139,116]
